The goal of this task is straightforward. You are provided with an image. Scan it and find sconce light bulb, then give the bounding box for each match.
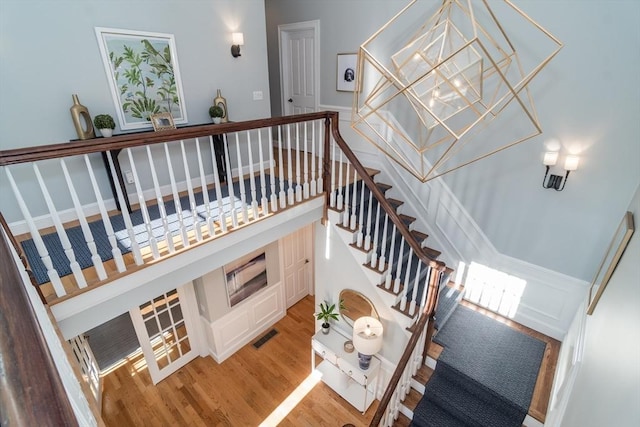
[564,155,580,171]
[543,151,558,166]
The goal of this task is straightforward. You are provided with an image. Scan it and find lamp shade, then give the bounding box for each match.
[352,316,383,356]
[564,155,580,171]
[232,32,244,46]
[543,151,558,166]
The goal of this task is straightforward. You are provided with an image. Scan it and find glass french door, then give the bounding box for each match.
[129,284,198,384]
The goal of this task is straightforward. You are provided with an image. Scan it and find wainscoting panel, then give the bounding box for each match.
[207,282,285,363]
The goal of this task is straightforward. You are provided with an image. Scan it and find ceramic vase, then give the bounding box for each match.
[70,94,95,140]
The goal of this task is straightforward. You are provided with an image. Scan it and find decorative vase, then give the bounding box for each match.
[213,89,228,123]
[69,94,95,140]
[358,352,373,370]
[99,128,113,138]
[321,322,330,335]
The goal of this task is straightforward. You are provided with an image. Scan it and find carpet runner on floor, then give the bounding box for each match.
[412,305,546,427]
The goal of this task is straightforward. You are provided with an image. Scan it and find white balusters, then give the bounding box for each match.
[246,130,259,220]
[336,150,344,210]
[310,120,317,197]
[370,203,381,269]
[268,126,278,212]
[257,129,269,215]
[316,120,324,194]
[393,236,406,294]
[364,186,374,251]
[127,148,161,258]
[180,140,203,243]
[418,266,433,315]
[286,124,295,206]
[342,162,351,227]
[6,168,65,296]
[60,159,107,280]
[147,146,176,253]
[223,134,239,228]
[163,143,190,247]
[84,155,126,272]
[330,139,337,208]
[356,179,366,244]
[295,123,302,202]
[208,136,227,233]
[105,151,143,265]
[195,138,215,237]
[384,224,397,289]
[409,260,422,316]
[235,133,249,224]
[349,168,358,230]
[277,126,287,209]
[378,213,390,272]
[399,247,413,311]
[302,122,309,199]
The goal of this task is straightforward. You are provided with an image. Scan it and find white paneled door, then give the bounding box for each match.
[283,224,313,308]
[129,284,199,384]
[279,20,319,115]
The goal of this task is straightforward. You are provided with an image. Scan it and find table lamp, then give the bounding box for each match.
[352,316,383,370]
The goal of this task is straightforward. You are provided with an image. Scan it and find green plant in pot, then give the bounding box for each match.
[209,105,224,124]
[93,114,116,137]
[316,300,343,334]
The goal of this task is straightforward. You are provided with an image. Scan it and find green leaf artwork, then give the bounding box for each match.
[96,28,187,130]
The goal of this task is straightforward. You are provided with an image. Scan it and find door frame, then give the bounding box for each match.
[278,20,320,115]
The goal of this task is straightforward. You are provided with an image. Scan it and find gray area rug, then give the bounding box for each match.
[433,305,546,413]
[85,312,140,371]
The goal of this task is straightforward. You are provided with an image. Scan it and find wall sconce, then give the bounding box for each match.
[542,151,579,191]
[231,32,244,58]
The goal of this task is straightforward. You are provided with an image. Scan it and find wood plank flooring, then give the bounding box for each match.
[101,295,377,426]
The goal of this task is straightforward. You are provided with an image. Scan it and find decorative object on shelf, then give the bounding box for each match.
[542,150,580,191]
[93,114,116,137]
[149,112,175,131]
[352,0,563,183]
[224,250,268,307]
[353,316,383,370]
[587,211,635,315]
[336,53,358,92]
[231,32,244,58]
[344,340,354,353]
[316,300,341,334]
[213,89,229,123]
[209,105,224,124]
[95,27,188,130]
[69,94,95,140]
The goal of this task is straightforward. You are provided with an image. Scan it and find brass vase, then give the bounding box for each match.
[213,89,228,123]
[70,94,95,140]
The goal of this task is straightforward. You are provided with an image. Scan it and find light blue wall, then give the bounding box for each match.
[264,0,640,283]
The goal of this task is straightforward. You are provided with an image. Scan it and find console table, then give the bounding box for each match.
[98,128,227,213]
[311,328,380,414]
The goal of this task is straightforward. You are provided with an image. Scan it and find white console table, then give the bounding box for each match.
[311,328,380,413]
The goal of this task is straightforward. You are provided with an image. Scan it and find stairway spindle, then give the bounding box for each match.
[223,134,239,228]
[268,126,278,212]
[286,124,295,206]
[235,133,249,224]
[384,223,397,289]
[195,138,215,237]
[393,236,406,294]
[127,147,161,257]
[277,125,287,209]
[377,212,390,272]
[257,129,269,215]
[147,146,176,250]
[330,139,337,207]
[356,179,366,244]
[60,158,107,280]
[409,261,422,316]
[336,150,344,211]
[208,136,227,233]
[295,122,303,202]
[349,168,358,230]
[399,247,413,310]
[180,141,203,242]
[316,120,324,193]
[363,186,374,251]
[164,143,190,247]
[83,155,126,272]
[342,161,351,227]
[310,120,317,197]
[302,121,309,199]
[370,203,381,268]
[246,130,260,220]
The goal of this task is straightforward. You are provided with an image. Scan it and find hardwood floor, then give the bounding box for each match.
[101,295,377,426]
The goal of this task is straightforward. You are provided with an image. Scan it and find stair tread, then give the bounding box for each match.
[376,182,392,193]
[411,230,428,242]
[387,198,404,209]
[412,396,468,427]
[414,365,434,384]
[417,368,525,427]
[403,388,423,411]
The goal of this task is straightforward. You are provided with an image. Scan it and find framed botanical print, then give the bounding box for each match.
[95,27,188,130]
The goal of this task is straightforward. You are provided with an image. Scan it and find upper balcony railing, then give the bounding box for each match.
[0,111,446,426]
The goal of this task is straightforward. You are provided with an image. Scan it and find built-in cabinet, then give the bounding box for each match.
[311,328,380,413]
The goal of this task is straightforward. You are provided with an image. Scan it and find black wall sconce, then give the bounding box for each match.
[542,151,579,191]
[231,32,244,57]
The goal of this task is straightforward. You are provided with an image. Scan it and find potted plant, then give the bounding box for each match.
[93,114,116,137]
[316,300,342,334]
[209,105,224,124]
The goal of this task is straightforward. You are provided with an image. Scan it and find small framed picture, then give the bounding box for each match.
[337,53,358,92]
[150,112,176,131]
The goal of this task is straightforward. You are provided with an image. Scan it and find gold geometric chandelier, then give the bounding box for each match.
[351,0,563,182]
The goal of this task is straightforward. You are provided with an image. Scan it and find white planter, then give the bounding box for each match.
[99,128,113,138]
[212,117,222,124]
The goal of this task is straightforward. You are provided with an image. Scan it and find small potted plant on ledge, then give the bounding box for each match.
[316,300,343,334]
[209,105,224,124]
[93,114,116,137]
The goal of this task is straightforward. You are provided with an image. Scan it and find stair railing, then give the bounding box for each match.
[0,113,328,304]
[325,112,446,426]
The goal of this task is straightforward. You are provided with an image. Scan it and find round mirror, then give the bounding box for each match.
[339,289,379,327]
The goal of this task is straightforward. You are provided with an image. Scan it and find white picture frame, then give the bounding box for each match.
[95,27,188,130]
[336,53,358,92]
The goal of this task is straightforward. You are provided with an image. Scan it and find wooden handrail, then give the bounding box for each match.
[0,227,78,425]
[0,112,333,166]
